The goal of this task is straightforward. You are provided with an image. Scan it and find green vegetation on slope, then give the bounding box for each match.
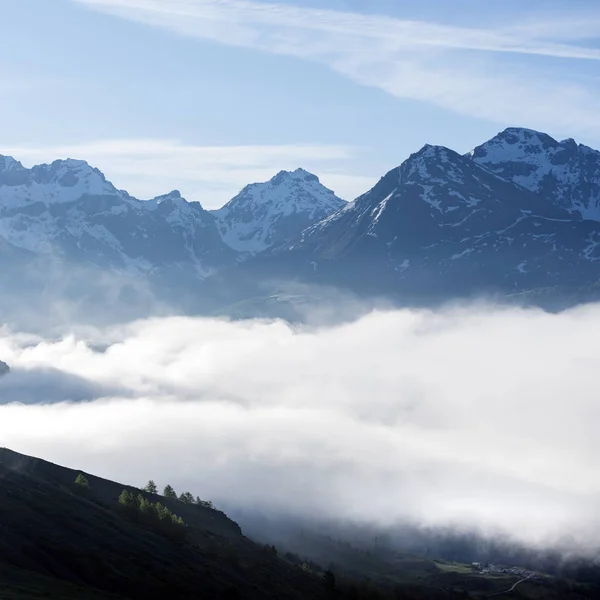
[0,448,598,600]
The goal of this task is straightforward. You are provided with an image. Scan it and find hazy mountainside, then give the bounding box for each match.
[0,157,344,322]
[2,126,600,316]
[0,155,234,278]
[210,168,346,254]
[253,128,600,304]
[0,156,344,272]
[0,447,330,600]
[1,448,597,600]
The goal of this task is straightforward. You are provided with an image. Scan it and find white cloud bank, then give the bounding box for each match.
[1,304,600,552]
[72,0,600,138]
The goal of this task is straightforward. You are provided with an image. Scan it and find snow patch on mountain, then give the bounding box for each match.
[211,168,346,254]
[0,155,235,279]
[470,127,600,220]
[0,155,127,208]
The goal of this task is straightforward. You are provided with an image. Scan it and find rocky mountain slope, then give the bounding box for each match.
[210,168,345,254]
[0,156,343,278]
[470,127,600,219]
[2,127,600,314]
[255,129,600,305]
[0,156,234,278]
[0,156,344,320]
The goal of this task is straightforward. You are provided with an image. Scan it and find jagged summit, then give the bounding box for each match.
[0,154,23,171]
[31,158,111,190]
[265,125,600,303]
[0,152,235,279]
[471,127,600,219]
[412,143,454,156]
[0,155,120,208]
[1,127,600,311]
[163,189,182,199]
[211,167,346,253]
[148,189,185,205]
[472,127,565,160]
[270,167,321,185]
[401,144,469,184]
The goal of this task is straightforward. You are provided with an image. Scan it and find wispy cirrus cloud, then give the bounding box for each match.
[71,0,600,138]
[2,140,373,207]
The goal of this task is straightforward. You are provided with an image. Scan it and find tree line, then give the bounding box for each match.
[72,473,211,540]
[118,489,185,526]
[143,479,215,509]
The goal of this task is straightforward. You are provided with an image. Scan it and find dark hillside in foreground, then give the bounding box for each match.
[0,447,598,600]
[0,448,328,600]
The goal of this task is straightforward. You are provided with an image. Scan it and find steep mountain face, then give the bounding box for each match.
[0,156,235,279]
[470,127,600,220]
[0,448,333,600]
[2,127,600,315]
[211,168,346,254]
[260,136,600,302]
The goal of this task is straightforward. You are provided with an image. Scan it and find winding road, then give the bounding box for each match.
[484,574,532,597]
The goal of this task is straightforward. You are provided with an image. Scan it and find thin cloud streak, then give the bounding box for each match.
[71,0,600,138]
[74,0,600,60]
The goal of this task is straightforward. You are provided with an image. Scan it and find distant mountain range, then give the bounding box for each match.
[1,126,600,318]
[253,128,600,304]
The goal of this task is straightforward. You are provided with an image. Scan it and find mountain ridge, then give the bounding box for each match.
[210,167,346,254]
[2,126,600,314]
[252,128,600,305]
[0,157,342,282]
[469,127,600,220]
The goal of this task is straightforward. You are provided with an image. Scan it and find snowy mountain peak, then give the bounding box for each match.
[0,155,23,172]
[560,137,577,150]
[471,127,557,163]
[30,158,110,188]
[271,168,320,186]
[471,127,600,219]
[499,126,552,139]
[410,144,460,164]
[0,156,120,209]
[400,144,470,187]
[152,189,183,203]
[211,168,346,254]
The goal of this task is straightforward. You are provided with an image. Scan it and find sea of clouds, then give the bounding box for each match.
[1,303,599,553]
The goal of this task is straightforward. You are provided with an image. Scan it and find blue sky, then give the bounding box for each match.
[2,0,600,208]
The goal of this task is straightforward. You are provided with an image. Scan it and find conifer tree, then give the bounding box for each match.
[144,480,158,494]
[118,489,137,508]
[138,494,153,516]
[155,502,169,520]
[74,473,89,488]
[179,491,194,504]
[163,484,177,499]
[196,497,214,509]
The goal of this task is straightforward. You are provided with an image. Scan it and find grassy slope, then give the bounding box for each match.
[0,448,327,600]
[0,447,597,600]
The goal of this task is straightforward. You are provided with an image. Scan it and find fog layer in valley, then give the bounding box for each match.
[1,303,599,554]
